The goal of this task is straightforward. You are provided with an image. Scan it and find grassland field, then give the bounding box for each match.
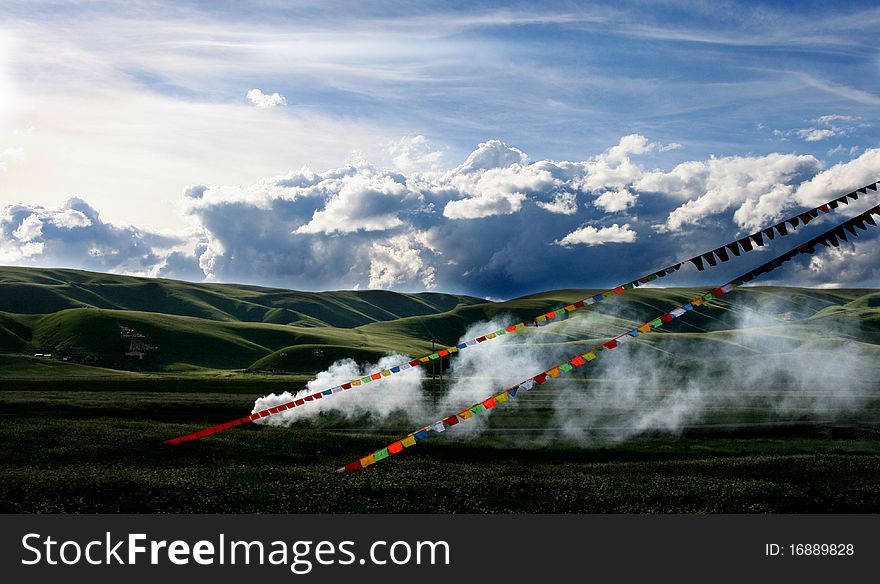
[2,267,880,513]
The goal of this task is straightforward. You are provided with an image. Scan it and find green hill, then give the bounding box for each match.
[0,266,877,375]
[0,266,483,327]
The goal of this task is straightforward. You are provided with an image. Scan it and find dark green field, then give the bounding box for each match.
[2,267,880,513]
[2,377,879,513]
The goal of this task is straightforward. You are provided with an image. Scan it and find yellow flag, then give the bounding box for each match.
[401,435,416,448]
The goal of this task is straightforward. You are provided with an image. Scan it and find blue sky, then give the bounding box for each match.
[1,0,879,297]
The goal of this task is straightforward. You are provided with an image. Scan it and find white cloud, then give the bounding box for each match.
[794,114,860,142]
[246,88,287,108]
[793,148,880,208]
[369,232,436,289]
[536,191,578,215]
[647,153,820,232]
[13,214,43,242]
[442,190,526,220]
[50,208,91,229]
[7,136,879,293]
[594,188,637,213]
[555,223,637,246]
[0,198,181,272]
[451,139,528,173]
[797,128,837,142]
[295,173,415,234]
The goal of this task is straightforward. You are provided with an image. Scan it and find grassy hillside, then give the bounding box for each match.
[0,266,877,375]
[0,266,483,327]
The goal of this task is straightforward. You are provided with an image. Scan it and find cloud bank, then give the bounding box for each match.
[3,135,879,295]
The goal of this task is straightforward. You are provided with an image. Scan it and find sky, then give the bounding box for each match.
[1,0,879,298]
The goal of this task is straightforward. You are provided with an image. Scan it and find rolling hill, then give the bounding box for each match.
[0,266,877,375]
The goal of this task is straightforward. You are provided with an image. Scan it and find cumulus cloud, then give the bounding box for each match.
[536,191,579,215]
[246,88,287,108]
[0,198,181,272]
[295,173,416,234]
[644,153,821,232]
[593,188,637,213]
[7,135,880,294]
[368,232,436,289]
[793,148,880,208]
[555,223,637,247]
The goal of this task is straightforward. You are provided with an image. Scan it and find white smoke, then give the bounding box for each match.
[250,291,878,446]
[252,354,427,427]
[546,296,877,446]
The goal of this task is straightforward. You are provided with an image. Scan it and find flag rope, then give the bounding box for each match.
[164,181,878,445]
[336,202,880,472]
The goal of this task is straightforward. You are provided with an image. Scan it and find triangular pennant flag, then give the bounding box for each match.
[836,227,848,242]
[762,227,775,240]
[845,224,858,237]
[837,195,849,205]
[868,182,878,191]
[818,203,830,213]
[775,223,788,236]
[726,242,741,256]
[808,208,819,218]
[690,256,705,271]
[739,238,754,252]
[714,247,729,262]
[799,213,812,225]
[858,187,867,194]
[751,233,765,247]
[825,233,839,247]
[829,199,839,209]
[864,214,877,227]
[787,217,800,228]
[854,220,867,231]
[703,252,718,267]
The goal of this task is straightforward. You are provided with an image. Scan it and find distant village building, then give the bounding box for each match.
[126,340,157,360]
[120,325,157,359]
